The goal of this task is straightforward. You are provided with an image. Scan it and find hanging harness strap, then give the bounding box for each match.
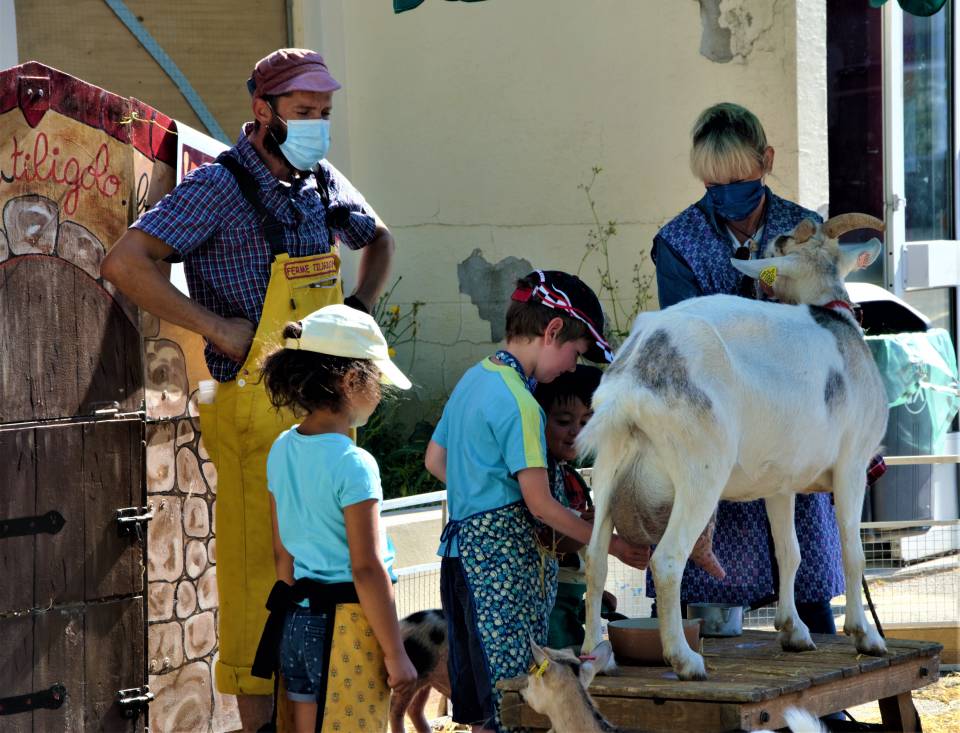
[216,152,287,258]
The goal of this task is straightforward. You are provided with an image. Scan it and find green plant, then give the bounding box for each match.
[577,166,655,347]
[359,278,441,499]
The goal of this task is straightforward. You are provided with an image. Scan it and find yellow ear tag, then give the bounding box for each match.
[532,659,550,678]
[759,266,778,288]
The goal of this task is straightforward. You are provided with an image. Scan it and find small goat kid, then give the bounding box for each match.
[523,640,825,733]
[580,214,888,681]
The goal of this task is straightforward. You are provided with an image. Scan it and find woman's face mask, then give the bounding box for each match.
[706,178,764,222]
[269,107,331,171]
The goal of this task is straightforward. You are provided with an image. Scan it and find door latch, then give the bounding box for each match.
[116,686,154,719]
[116,505,154,538]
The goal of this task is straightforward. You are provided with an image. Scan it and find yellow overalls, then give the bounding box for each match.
[199,250,344,695]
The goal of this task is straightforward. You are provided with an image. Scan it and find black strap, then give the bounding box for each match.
[216,153,287,258]
[251,579,361,680]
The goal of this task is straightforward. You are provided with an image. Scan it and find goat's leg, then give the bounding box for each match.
[651,492,722,680]
[833,464,886,656]
[765,493,816,652]
[582,486,614,669]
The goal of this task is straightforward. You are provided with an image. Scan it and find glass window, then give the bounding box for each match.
[903,6,953,241]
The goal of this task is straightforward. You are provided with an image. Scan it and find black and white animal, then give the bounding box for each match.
[579,213,889,680]
[389,609,450,733]
[522,639,824,733]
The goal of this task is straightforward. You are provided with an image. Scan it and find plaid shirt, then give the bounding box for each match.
[133,127,377,381]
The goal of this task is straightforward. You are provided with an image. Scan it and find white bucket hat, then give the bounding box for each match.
[284,304,412,390]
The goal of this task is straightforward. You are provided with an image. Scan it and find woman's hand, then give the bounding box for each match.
[384,650,418,694]
[610,535,650,570]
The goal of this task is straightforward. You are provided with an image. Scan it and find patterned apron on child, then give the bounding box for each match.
[253,580,392,732]
[199,250,345,695]
[444,503,558,732]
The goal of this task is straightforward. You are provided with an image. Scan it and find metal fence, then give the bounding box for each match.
[390,492,959,631]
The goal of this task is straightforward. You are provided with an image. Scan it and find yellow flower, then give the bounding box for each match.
[388,347,397,357]
[389,305,400,316]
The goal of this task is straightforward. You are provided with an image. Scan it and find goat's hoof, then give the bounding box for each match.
[599,651,619,676]
[849,626,887,656]
[778,625,816,652]
[670,651,707,681]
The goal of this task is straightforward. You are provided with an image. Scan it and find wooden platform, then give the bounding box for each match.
[498,631,942,732]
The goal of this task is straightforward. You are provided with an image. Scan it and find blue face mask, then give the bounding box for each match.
[706,178,764,222]
[274,116,331,171]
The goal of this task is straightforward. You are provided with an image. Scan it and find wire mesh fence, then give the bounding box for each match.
[395,518,960,632]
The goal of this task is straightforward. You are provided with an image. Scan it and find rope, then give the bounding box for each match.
[102,0,229,144]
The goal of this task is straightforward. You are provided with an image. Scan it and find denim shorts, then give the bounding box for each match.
[280,607,330,703]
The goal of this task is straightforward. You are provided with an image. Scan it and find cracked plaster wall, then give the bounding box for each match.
[302,0,829,398]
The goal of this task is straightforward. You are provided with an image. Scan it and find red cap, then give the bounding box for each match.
[249,48,341,97]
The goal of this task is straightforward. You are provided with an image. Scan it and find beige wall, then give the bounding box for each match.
[302,0,829,400]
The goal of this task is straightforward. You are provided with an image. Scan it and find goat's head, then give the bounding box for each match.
[521,639,614,717]
[730,213,884,306]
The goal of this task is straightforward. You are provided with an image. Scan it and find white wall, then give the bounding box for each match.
[1,0,18,69]
[297,0,829,400]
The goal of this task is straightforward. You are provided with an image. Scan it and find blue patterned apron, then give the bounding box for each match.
[439,351,558,732]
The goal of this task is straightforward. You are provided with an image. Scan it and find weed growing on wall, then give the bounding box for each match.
[577,166,654,347]
[358,278,442,499]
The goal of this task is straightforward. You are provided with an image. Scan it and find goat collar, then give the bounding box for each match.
[823,299,863,325]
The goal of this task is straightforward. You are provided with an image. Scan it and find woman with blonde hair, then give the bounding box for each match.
[648,102,843,636]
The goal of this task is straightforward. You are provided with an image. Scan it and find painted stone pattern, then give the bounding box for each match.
[0,62,236,733]
[139,133,238,730]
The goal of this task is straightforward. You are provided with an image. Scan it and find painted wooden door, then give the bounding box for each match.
[0,243,147,730]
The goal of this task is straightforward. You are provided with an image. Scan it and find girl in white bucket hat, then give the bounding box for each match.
[253,304,416,732]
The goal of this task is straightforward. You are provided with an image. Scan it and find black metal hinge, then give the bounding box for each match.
[0,684,66,715]
[116,505,154,538]
[0,510,65,540]
[116,686,153,719]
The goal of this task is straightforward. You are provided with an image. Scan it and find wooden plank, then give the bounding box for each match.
[737,655,939,731]
[73,258,143,417]
[83,421,144,600]
[0,256,141,423]
[499,690,744,733]
[33,607,86,732]
[884,624,957,665]
[35,425,85,606]
[0,428,36,615]
[0,615,35,732]
[84,597,145,732]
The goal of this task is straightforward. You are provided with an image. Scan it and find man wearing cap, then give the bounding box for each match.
[102,48,395,725]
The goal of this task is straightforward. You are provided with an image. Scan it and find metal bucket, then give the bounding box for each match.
[686,603,745,637]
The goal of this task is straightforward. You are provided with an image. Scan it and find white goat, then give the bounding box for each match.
[522,640,825,732]
[580,214,888,681]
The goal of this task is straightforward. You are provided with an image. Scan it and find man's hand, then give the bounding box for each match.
[209,317,256,364]
[610,535,650,570]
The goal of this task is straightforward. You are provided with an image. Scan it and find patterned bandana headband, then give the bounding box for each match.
[511,270,614,362]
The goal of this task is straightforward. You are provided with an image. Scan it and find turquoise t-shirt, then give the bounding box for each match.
[432,358,548,556]
[267,429,396,584]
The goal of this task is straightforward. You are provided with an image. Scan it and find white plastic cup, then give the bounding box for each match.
[197,379,218,405]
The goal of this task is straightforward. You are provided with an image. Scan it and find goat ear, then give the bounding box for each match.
[529,636,548,666]
[579,641,614,687]
[838,238,882,277]
[729,253,804,282]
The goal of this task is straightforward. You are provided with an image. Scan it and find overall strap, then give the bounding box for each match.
[216,152,287,258]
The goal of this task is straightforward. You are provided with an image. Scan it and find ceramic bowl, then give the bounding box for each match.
[606,617,702,665]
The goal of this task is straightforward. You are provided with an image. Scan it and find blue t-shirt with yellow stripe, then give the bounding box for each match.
[432,357,547,556]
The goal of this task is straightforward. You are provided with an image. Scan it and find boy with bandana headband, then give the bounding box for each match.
[425,270,650,732]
